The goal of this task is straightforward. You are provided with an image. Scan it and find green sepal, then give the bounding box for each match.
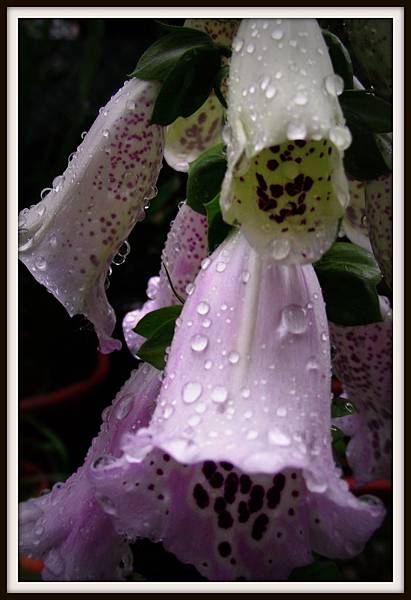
[322,29,354,90]
[204,194,233,252]
[136,306,183,370]
[315,242,382,326]
[134,305,183,338]
[340,90,392,133]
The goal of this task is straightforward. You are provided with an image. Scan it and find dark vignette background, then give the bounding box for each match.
[18,17,392,582]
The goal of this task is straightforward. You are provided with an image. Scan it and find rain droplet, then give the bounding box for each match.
[97,494,117,515]
[329,126,352,151]
[188,415,201,427]
[265,85,277,99]
[185,283,196,296]
[233,37,244,52]
[271,29,284,40]
[201,257,211,270]
[282,304,308,334]
[324,74,344,97]
[268,429,291,446]
[241,387,250,399]
[102,129,110,138]
[293,92,308,106]
[126,100,136,111]
[306,356,319,371]
[49,234,57,248]
[81,131,87,139]
[216,262,227,273]
[276,407,287,417]
[163,406,174,419]
[259,76,271,91]
[182,382,202,404]
[114,394,133,420]
[202,318,212,328]
[204,359,213,370]
[211,386,228,404]
[34,256,47,271]
[190,334,208,352]
[246,43,255,54]
[196,302,210,316]
[271,238,291,261]
[241,270,250,283]
[246,430,259,440]
[228,351,240,364]
[287,121,307,140]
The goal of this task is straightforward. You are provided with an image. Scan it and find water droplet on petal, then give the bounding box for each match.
[271,238,290,261]
[49,234,57,248]
[34,256,47,271]
[271,29,284,40]
[287,121,307,140]
[114,394,133,420]
[329,126,352,151]
[282,304,308,334]
[246,42,255,54]
[126,100,136,111]
[102,129,110,138]
[233,37,244,52]
[228,351,240,365]
[216,262,227,273]
[190,334,208,352]
[196,302,210,316]
[324,74,344,97]
[268,429,291,446]
[211,386,228,404]
[182,382,202,404]
[265,85,277,99]
[276,407,287,417]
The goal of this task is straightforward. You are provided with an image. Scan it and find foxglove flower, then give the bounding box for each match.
[365,173,393,288]
[330,297,392,483]
[92,230,385,581]
[123,202,208,355]
[220,18,351,264]
[18,364,162,581]
[164,19,239,172]
[18,79,164,352]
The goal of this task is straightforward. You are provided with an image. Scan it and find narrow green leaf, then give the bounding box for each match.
[315,242,382,326]
[213,65,229,109]
[332,396,357,419]
[150,46,220,125]
[344,125,390,180]
[187,144,227,215]
[340,90,392,133]
[134,305,182,338]
[322,30,353,90]
[137,318,179,370]
[130,29,214,80]
[204,194,233,252]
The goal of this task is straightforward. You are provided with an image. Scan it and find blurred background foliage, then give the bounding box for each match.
[18,17,392,582]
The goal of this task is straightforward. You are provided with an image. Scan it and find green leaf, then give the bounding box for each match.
[187,144,227,215]
[213,65,229,109]
[137,318,179,370]
[134,305,182,338]
[332,396,357,419]
[344,125,390,180]
[314,242,382,326]
[322,30,354,90]
[130,29,214,80]
[151,45,221,125]
[340,90,392,133]
[204,194,233,252]
[289,558,342,581]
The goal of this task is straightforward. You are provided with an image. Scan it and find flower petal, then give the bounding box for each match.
[365,173,393,288]
[342,178,372,252]
[123,202,208,355]
[164,19,239,172]
[18,363,161,581]
[18,79,164,353]
[220,18,350,264]
[330,297,392,483]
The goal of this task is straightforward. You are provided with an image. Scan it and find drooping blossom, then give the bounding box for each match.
[18,78,164,352]
[365,173,393,288]
[220,18,351,264]
[123,202,208,356]
[164,19,239,172]
[91,230,385,581]
[19,364,162,581]
[330,297,392,483]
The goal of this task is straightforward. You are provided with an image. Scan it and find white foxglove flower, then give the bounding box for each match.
[220,18,351,264]
[18,79,164,352]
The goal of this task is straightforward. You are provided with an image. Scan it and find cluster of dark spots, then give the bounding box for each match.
[285,174,313,197]
[251,514,269,541]
[270,145,280,153]
[295,140,306,148]
[218,541,232,557]
[238,500,250,523]
[224,473,239,504]
[193,483,210,509]
[248,485,264,513]
[209,471,224,489]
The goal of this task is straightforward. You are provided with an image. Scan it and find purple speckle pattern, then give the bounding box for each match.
[365,173,392,288]
[18,79,164,353]
[330,298,392,483]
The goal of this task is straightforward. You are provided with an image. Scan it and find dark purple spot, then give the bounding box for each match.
[256,173,267,190]
[252,514,269,541]
[240,475,252,494]
[218,510,234,529]
[267,159,279,171]
[218,542,232,557]
[270,184,284,198]
[202,461,217,479]
[209,471,224,489]
[214,497,226,513]
[193,483,209,509]
[249,485,265,513]
[220,462,234,471]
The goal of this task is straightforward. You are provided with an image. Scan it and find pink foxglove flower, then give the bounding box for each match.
[220,18,351,264]
[365,173,393,288]
[330,297,392,483]
[123,202,208,355]
[18,79,164,353]
[164,19,239,172]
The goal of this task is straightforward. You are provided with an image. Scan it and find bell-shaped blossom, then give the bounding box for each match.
[18,363,162,581]
[365,173,393,288]
[92,230,384,581]
[18,78,164,353]
[341,178,372,252]
[220,18,351,265]
[164,19,239,172]
[330,298,392,483]
[123,202,208,355]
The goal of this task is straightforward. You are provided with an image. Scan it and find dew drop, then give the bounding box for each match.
[324,74,344,97]
[182,382,202,404]
[241,270,250,283]
[259,76,271,91]
[204,359,213,370]
[201,257,211,270]
[114,394,133,420]
[265,85,277,99]
[190,334,208,352]
[241,387,251,399]
[163,406,174,419]
[34,256,47,271]
[202,318,212,328]
[49,234,57,248]
[246,42,255,54]
[102,129,110,138]
[126,100,136,111]
[211,386,228,404]
[97,494,117,515]
[329,126,352,151]
[276,407,287,417]
[271,238,291,261]
[246,430,258,440]
[216,262,227,273]
[188,415,201,427]
[268,429,291,446]
[293,92,308,106]
[282,304,308,334]
[306,356,319,371]
[185,283,196,296]
[196,302,210,316]
[228,351,240,365]
[271,29,284,40]
[287,121,307,140]
[233,37,244,52]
